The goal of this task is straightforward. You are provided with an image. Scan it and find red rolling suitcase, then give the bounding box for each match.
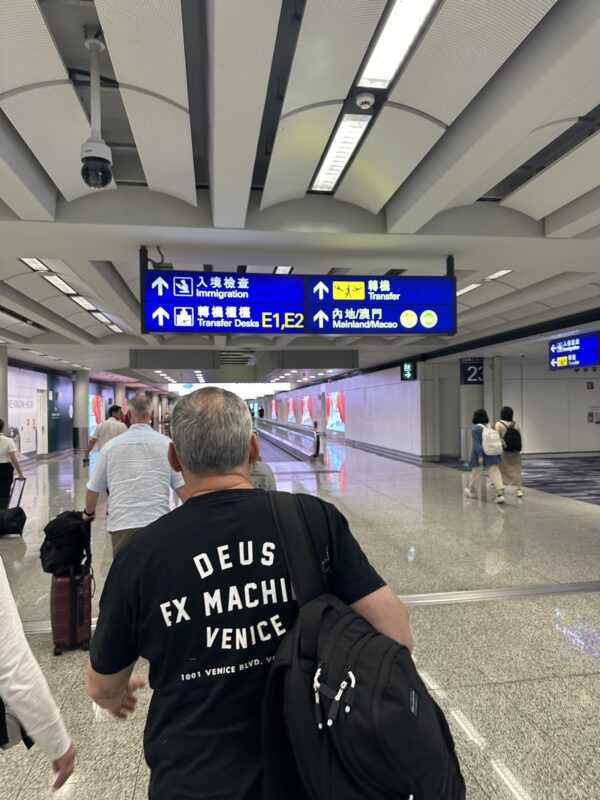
[51,568,93,656]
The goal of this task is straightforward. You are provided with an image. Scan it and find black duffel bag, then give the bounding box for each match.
[40,511,91,575]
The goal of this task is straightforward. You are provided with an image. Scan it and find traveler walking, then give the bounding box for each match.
[0,419,25,510]
[83,405,127,463]
[83,395,187,555]
[86,387,413,800]
[0,557,76,789]
[464,409,505,503]
[496,406,524,497]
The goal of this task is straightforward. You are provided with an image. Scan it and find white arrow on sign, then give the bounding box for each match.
[313,310,329,329]
[550,358,557,367]
[152,307,170,326]
[550,343,557,353]
[313,281,329,301]
[152,276,169,296]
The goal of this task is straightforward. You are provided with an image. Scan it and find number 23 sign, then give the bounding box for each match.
[460,358,484,385]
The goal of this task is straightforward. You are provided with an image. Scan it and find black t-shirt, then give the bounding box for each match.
[90,489,384,800]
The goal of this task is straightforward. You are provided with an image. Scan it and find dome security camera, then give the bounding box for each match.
[355,92,376,110]
[81,138,113,189]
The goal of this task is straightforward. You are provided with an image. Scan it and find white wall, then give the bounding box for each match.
[503,360,600,454]
[267,367,424,457]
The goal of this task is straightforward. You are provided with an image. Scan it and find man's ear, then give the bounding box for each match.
[249,432,259,465]
[168,442,183,473]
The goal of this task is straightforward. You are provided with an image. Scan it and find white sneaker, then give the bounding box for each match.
[495,494,506,504]
[516,489,523,498]
[464,488,476,498]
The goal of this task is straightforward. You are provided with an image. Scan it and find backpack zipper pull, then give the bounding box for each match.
[344,671,357,713]
[313,665,324,730]
[326,678,348,726]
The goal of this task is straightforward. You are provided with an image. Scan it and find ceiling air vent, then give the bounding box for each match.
[219,351,256,366]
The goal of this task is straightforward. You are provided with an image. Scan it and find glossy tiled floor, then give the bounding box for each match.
[1,444,599,799]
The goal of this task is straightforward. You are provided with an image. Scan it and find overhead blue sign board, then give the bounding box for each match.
[142,270,456,335]
[548,332,599,370]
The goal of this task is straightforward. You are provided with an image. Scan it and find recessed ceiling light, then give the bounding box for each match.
[484,270,513,281]
[291,369,298,373]
[154,370,162,374]
[357,0,439,90]
[43,274,76,295]
[108,324,123,333]
[71,363,82,368]
[317,372,324,376]
[20,257,49,272]
[72,295,96,311]
[456,283,482,297]
[60,359,70,364]
[274,266,293,275]
[30,350,45,356]
[309,375,316,379]
[311,114,372,192]
[47,356,60,360]
[327,369,334,373]
[92,312,111,324]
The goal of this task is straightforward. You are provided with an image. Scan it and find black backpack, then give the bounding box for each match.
[263,492,465,800]
[502,422,522,453]
[40,511,92,575]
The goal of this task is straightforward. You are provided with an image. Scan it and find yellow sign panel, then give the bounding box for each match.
[332,281,365,301]
[556,355,568,367]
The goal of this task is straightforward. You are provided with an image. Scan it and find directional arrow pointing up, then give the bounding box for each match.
[313,281,329,301]
[152,276,169,296]
[152,307,170,326]
[313,310,329,329]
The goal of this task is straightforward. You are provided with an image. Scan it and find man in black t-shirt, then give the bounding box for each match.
[86,387,413,800]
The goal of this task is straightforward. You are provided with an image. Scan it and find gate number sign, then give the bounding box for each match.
[142,270,456,336]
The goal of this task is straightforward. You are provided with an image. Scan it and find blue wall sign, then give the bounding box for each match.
[548,332,599,370]
[142,270,456,335]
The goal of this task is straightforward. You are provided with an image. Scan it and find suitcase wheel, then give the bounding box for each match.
[54,646,63,657]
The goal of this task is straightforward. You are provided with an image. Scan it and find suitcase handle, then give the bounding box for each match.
[9,478,26,509]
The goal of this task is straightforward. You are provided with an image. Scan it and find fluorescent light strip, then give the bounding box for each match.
[108,324,123,333]
[274,266,293,275]
[20,257,49,272]
[43,274,76,295]
[456,283,482,297]
[92,312,111,324]
[72,296,96,311]
[485,269,513,281]
[358,0,439,89]
[311,114,372,192]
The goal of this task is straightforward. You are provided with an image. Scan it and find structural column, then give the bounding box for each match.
[114,382,126,409]
[459,358,484,461]
[73,370,89,450]
[0,346,7,424]
[152,392,160,429]
[161,395,169,415]
[491,356,503,424]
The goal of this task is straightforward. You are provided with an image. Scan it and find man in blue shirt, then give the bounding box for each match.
[83,394,186,554]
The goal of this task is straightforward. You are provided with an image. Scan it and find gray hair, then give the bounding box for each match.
[171,387,253,475]
[129,394,152,418]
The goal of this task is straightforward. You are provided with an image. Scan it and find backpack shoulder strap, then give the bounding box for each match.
[268,491,325,607]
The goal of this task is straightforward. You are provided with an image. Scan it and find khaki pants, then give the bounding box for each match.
[111,528,138,556]
[468,465,504,495]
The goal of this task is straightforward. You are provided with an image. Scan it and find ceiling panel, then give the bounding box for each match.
[336,105,445,214]
[501,129,600,220]
[499,302,552,321]
[94,0,189,107]
[390,0,558,125]
[1,85,105,202]
[94,0,196,206]
[543,284,600,308]
[118,90,196,205]
[209,0,281,227]
[282,0,386,115]
[261,104,342,210]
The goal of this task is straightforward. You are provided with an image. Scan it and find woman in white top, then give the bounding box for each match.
[0,557,76,788]
[0,418,24,510]
[495,406,524,497]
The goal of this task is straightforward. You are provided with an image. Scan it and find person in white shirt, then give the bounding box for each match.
[84,405,127,463]
[0,419,25,510]
[0,557,76,789]
[83,395,187,555]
